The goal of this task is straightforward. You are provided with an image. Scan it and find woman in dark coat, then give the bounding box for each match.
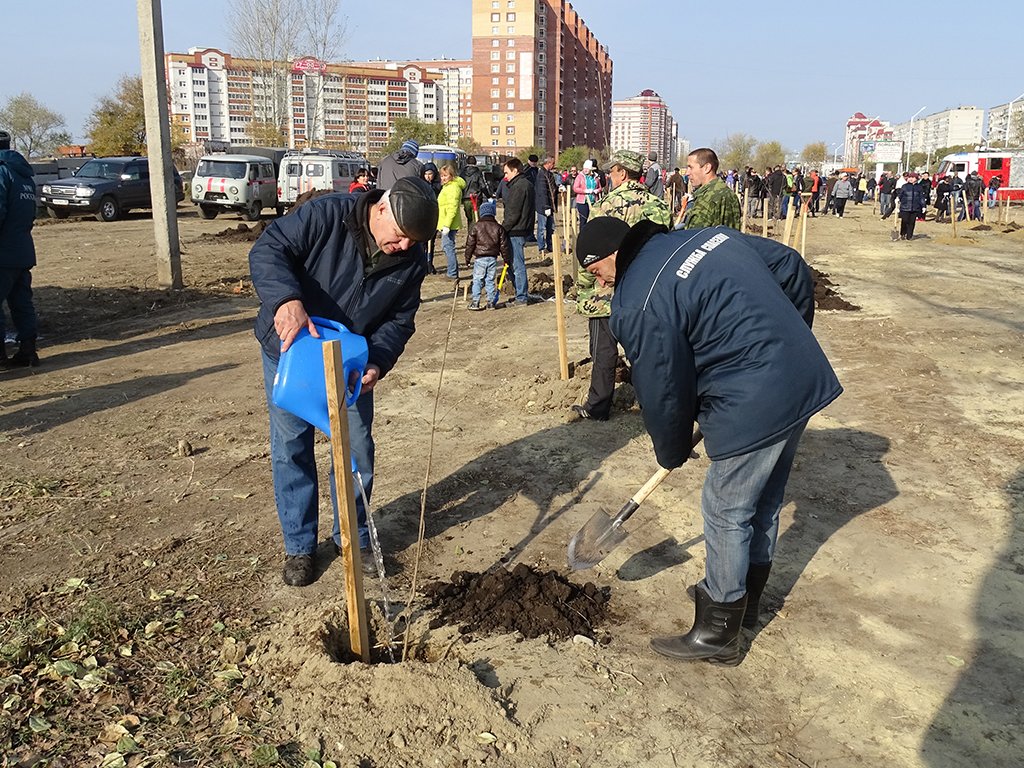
[897,173,926,239]
[420,162,442,273]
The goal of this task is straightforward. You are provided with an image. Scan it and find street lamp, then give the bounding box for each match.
[905,105,926,172]
[1005,91,1024,145]
[831,141,841,165]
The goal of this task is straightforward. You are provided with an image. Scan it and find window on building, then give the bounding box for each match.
[492,39,500,47]
[492,114,500,122]
[507,139,516,146]
[506,51,515,60]
[507,102,514,109]
[538,53,545,62]
[491,64,500,72]
[508,26,515,34]
[506,63,516,73]
[506,126,515,134]
[492,77,500,84]
[491,89,500,97]
[507,39,515,46]
[507,114,515,121]
[491,51,500,60]
[492,139,499,146]
[492,102,499,110]
[507,77,515,84]
[491,12,500,20]
[491,127,500,135]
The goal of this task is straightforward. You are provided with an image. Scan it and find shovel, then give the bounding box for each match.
[567,429,704,571]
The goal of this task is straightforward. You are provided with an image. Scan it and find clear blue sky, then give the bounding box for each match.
[5,1,1023,151]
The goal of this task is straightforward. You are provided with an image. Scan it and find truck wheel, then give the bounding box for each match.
[198,204,219,220]
[244,200,262,221]
[96,196,120,222]
[48,207,70,220]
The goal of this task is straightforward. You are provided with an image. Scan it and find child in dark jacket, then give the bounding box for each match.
[464,200,510,309]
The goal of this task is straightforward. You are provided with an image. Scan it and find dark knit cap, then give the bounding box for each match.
[389,176,439,242]
[576,217,631,267]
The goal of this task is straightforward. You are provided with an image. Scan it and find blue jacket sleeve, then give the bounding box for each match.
[248,202,332,314]
[366,258,422,378]
[613,306,697,469]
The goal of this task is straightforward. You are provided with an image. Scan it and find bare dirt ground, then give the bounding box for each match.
[1,200,1022,767]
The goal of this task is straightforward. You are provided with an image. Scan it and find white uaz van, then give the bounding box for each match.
[192,154,280,220]
[277,149,370,211]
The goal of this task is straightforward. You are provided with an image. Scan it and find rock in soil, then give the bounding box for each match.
[423,563,610,639]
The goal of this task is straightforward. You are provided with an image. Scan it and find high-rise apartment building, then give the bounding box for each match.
[888,106,984,154]
[470,0,612,156]
[353,59,473,143]
[843,113,891,165]
[610,90,679,166]
[166,48,444,156]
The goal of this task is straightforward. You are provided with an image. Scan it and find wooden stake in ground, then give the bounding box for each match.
[950,192,958,239]
[551,231,570,381]
[983,192,990,225]
[762,197,770,237]
[323,340,370,663]
[798,193,810,256]
[782,195,796,246]
[741,187,749,233]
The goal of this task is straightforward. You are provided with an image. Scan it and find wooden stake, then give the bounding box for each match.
[782,195,796,246]
[551,231,570,381]
[741,188,749,233]
[983,192,990,224]
[798,193,810,256]
[323,340,370,664]
[762,197,769,237]
[950,191,958,239]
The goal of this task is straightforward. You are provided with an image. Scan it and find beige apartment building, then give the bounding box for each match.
[470,0,613,155]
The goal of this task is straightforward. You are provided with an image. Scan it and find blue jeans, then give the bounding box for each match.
[536,210,554,252]
[441,229,459,278]
[700,422,807,603]
[509,235,528,303]
[261,350,374,554]
[0,268,38,343]
[470,256,497,305]
[575,201,590,228]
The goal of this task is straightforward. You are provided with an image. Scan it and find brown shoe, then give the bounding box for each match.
[282,554,314,586]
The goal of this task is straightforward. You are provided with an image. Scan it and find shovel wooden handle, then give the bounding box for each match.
[614,428,704,526]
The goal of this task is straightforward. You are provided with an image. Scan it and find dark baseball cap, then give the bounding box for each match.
[576,217,630,268]
[0,131,10,150]
[389,176,438,242]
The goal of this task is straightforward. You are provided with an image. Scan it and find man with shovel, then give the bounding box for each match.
[574,217,842,665]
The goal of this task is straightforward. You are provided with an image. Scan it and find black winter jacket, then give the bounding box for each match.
[501,173,535,236]
[610,226,841,467]
[535,166,559,213]
[249,191,427,375]
[0,150,36,270]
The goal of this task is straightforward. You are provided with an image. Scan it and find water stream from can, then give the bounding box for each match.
[354,470,396,663]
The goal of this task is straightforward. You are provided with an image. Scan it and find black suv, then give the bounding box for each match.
[39,156,184,222]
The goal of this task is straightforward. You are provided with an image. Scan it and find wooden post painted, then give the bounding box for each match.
[323,340,370,663]
[551,232,570,381]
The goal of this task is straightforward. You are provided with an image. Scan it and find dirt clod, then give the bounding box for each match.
[810,266,860,311]
[200,221,268,242]
[424,564,610,640]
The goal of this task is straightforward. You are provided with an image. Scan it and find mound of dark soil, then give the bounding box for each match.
[810,266,860,311]
[200,221,268,242]
[424,564,610,640]
[528,270,576,300]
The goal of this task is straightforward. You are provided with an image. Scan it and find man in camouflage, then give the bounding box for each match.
[679,147,742,230]
[573,149,671,421]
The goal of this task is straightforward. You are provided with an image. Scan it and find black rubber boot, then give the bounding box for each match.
[650,583,747,665]
[742,562,772,629]
[2,338,39,368]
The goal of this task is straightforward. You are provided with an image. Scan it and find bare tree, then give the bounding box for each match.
[297,0,347,146]
[228,0,303,141]
[717,132,758,172]
[801,141,827,167]
[0,93,71,158]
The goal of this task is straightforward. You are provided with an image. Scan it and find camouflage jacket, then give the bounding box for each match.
[681,176,742,230]
[575,181,671,317]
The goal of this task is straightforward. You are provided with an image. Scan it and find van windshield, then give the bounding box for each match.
[196,160,247,178]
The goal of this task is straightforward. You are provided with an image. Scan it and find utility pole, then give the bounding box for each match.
[137,0,182,289]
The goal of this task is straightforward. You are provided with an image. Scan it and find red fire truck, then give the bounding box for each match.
[936,151,1024,200]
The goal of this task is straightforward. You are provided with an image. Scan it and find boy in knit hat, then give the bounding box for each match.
[464,199,510,310]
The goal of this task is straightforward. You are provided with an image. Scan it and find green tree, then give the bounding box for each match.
[379,117,447,161]
[717,132,758,171]
[0,93,71,158]
[456,135,484,156]
[247,119,288,147]
[516,145,546,163]
[800,141,827,167]
[752,140,786,170]
[86,76,147,155]
[555,145,594,171]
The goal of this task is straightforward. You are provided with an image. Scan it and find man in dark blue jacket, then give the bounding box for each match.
[575,217,842,665]
[0,130,40,368]
[249,176,438,586]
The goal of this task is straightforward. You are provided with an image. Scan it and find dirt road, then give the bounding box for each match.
[1,202,1021,767]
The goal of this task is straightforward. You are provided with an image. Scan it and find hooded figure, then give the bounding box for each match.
[377,139,424,191]
[0,130,40,367]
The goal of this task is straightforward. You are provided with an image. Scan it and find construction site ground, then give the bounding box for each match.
[1,201,1022,768]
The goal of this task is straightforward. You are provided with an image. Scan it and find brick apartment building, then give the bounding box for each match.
[610,90,679,166]
[165,48,446,157]
[470,0,613,156]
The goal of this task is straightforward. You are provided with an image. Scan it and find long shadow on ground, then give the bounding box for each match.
[921,468,1024,766]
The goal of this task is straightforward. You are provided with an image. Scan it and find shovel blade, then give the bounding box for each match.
[567,506,628,571]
